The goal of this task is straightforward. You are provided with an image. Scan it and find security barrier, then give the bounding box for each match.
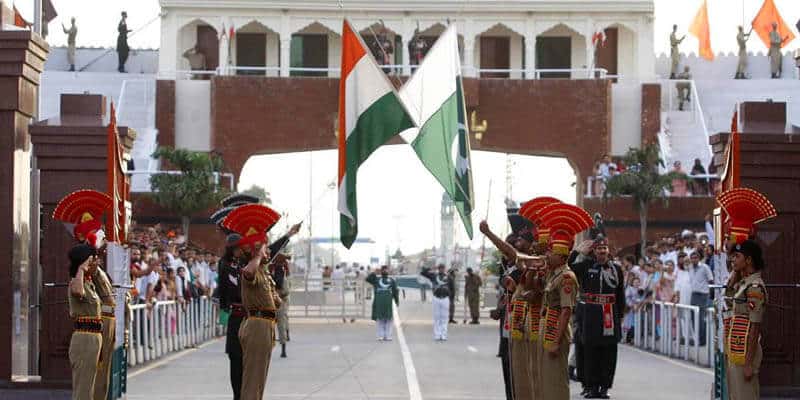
[128,296,221,367]
[632,301,716,367]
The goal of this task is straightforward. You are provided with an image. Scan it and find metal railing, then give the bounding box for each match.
[659,79,713,163]
[163,65,610,80]
[585,174,718,198]
[631,301,715,367]
[128,296,221,367]
[287,277,367,319]
[126,170,235,192]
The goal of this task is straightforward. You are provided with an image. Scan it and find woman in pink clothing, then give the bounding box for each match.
[671,161,688,196]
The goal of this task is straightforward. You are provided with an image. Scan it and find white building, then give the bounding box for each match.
[158,0,656,81]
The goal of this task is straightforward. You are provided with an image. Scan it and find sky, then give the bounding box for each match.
[14,0,800,54]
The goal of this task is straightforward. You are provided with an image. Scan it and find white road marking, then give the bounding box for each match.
[467,346,478,353]
[128,337,222,379]
[394,305,423,400]
[625,345,714,376]
[331,345,341,352]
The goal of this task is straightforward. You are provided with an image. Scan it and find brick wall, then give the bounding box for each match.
[583,196,716,253]
[156,80,176,148]
[207,76,612,183]
[640,84,661,145]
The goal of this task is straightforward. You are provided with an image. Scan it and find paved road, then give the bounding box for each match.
[128,293,712,400]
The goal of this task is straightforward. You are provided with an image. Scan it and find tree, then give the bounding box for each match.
[241,185,271,204]
[603,143,687,258]
[149,147,229,241]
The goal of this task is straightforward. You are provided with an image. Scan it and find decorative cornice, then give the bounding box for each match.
[160,0,654,14]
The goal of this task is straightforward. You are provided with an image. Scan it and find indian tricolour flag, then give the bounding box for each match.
[398,24,475,238]
[338,20,415,249]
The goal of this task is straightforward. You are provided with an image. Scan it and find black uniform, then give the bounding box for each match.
[117,19,130,72]
[218,234,290,400]
[569,251,625,398]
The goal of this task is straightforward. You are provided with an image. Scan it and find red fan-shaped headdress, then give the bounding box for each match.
[221,204,281,250]
[52,190,112,242]
[716,187,777,244]
[537,203,594,255]
[519,197,562,244]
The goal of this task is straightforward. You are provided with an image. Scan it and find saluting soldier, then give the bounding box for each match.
[716,187,777,400]
[366,265,399,340]
[213,194,301,400]
[536,203,594,400]
[222,204,288,400]
[421,264,455,341]
[480,218,539,400]
[569,236,625,399]
[67,243,104,400]
[52,190,116,400]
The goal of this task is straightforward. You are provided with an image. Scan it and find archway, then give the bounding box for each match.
[234,20,280,76]
[475,23,524,78]
[237,147,577,269]
[177,19,219,73]
[536,23,588,78]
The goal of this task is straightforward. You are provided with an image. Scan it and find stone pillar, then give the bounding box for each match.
[0,29,48,384]
[280,38,291,77]
[710,104,800,397]
[30,94,134,386]
[524,36,536,79]
[218,28,230,75]
[401,36,411,76]
[463,36,476,78]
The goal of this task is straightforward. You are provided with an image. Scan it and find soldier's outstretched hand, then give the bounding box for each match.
[479,220,490,235]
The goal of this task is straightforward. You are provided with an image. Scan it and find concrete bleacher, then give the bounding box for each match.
[654,52,800,171]
[45,46,158,74]
[40,70,158,192]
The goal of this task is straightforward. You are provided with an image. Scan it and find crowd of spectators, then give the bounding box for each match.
[617,224,724,345]
[592,154,719,197]
[127,224,219,309]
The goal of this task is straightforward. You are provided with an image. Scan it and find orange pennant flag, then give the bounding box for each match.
[721,110,740,191]
[751,0,796,49]
[689,0,714,61]
[13,6,31,28]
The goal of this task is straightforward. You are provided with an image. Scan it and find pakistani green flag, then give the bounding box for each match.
[398,25,474,238]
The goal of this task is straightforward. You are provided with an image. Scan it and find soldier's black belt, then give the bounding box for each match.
[230,303,247,318]
[581,293,616,305]
[74,317,103,333]
[247,309,276,320]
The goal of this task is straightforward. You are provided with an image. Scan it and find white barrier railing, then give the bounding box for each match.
[631,301,715,367]
[128,296,222,367]
[585,174,718,198]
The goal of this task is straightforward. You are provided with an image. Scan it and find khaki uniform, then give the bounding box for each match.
[538,264,578,400]
[69,278,103,400]
[465,273,482,322]
[277,278,290,344]
[726,272,766,400]
[239,266,279,400]
[526,274,544,400]
[509,285,533,400]
[93,268,116,400]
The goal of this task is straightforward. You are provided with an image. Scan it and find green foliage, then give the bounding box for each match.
[481,249,503,276]
[148,147,229,234]
[603,143,686,208]
[603,143,687,256]
[241,185,271,204]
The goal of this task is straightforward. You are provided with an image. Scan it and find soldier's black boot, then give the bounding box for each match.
[280,343,287,358]
[598,387,610,399]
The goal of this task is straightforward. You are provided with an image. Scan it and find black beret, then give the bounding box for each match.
[69,243,95,270]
